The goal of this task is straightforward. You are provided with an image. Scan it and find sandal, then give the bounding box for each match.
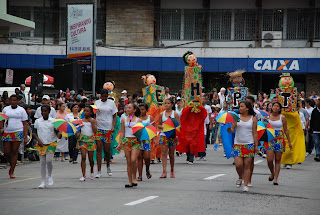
[137,177,142,181]
[268,176,274,181]
[146,171,152,179]
[170,171,175,178]
[125,184,133,188]
[132,183,138,187]
[159,173,167,178]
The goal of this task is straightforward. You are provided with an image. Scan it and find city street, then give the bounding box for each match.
[0,147,319,215]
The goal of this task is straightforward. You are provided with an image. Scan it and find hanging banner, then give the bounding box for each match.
[67,4,93,72]
[5,69,14,85]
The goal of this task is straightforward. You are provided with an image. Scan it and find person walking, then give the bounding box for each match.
[65,104,80,164]
[310,98,320,162]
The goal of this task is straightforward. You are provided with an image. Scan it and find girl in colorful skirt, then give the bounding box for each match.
[158,98,180,179]
[0,95,28,179]
[227,101,259,192]
[137,103,154,181]
[77,106,97,182]
[33,105,61,188]
[117,103,141,188]
[266,102,292,185]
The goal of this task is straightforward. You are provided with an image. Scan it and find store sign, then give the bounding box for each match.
[253,59,300,71]
[67,4,93,59]
[5,69,13,85]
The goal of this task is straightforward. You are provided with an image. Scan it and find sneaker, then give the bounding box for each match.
[283,164,287,168]
[236,179,242,188]
[247,183,252,187]
[157,158,161,163]
[286,164,292,169]
[167,155,170,160]
[95,171,102,178]
[107,166,112,176]
[262,154,267,158]
[47,177,53,186]
[188,161,193,165]
[243,186,249,192]
[196,157,202,161]
[223,153,226,157]
[79,177,86,182]
[38,182,46,189]
[151,159,155,164]
[202,157,207,161]
[90,173,94,180]
[305,152,309,156]
[314,157,320,162]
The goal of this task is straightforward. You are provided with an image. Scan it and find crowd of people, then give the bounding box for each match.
[0,84,319,191]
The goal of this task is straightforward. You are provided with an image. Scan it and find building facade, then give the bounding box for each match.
[0,0,319,96]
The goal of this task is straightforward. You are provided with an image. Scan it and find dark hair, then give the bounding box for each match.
[82,98,88,104]
[100,88,108,96]
[133,94,138,100]
[24,105,32,110]
[41,104,51,113]
[78,88,84,94]
[84,105,94,118]
[9,94,18,100]
[305,98,315,107]
[240,100,255,116]
[56,102,65,110]
[182,51,193,65]
[129,102,140,117]
[246,95,255,103]
[165,98,175,110]
[271,101,282,114]
[138,103,149,112]
[79,103,85,110]
[70,103,79,112]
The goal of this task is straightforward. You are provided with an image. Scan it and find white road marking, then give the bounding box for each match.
[254,160,264,164]
[124,196,159,206]
[204,174,226,180]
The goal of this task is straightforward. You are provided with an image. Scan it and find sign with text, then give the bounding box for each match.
[67,4,93,59]
[142,84,165,107]
[276,87,298,112]
[5,69,13,85]
[226,87,248,111]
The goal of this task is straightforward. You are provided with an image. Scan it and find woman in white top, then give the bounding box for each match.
[65,104,80,164]
[0,95,28,179]
[55,103,69,162]
[137,103,155,181]
[228,101,259,192]
[158,98,180,179]
[266,102,292,185]
[117,103,142,188]
[76,106,97,182]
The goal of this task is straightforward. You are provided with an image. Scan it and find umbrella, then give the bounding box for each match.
[70,119,84,132]
[0,113,8,121]
[25,74,54,86]
[52,119,78,137]
[79,109,85,119]
[90,105,99,114]
[163,117,180,139]
[258,110,271,117]
[216,111,240,124]
[132,122,157,141]
[257,121,275,142]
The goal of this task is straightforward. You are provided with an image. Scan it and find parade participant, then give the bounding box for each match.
[34,95,57,119]
[159,98,180,178]
[65,104,80,164]
[218,88,226,108]
[267,102,292,184]
[198,98,212,160]
[33,104,61,188]
[137,103,154,181]
[56,103,69,162]
[0,95,28,178]
[175,97,184,118]
[94,89,118,178]
[310,98,320,162]
[77,106,97,181]
[117,103,141,187]
[227,101,259,192]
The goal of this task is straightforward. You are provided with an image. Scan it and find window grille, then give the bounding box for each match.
[34,7,53,38]
[8,6,31,37]
[160,9,181,40]
[262,9,283,31]
[97,8,106,40]
[234,9,256,40]
[60,9,67,39]
[210,10,232,40]
[287,9,309,39]
[315,9,320,40]
[184,9,205,40]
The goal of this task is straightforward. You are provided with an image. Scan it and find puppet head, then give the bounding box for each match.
[279,73,294,88]
[183,51,198,66]
[142,74,156,86]
[228,70,245,87]
[103,80,115,91]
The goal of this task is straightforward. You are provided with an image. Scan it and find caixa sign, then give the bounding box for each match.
[254,59,300,71]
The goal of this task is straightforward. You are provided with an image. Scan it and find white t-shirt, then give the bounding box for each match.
[34,117,58,145]
[34,106,57,119]
[218,92,225,108]
[2,105,28,133]
[254,108,262,121]
[305,107,314,120]
[120,113,128,121]
[65,113,79,121]
[204,104,212,125]
[94,99,118,130]
[299,112,306,130]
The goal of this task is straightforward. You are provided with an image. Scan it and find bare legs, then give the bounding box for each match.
[80,148,94,178]
[138,150,151,179]
[234,157,252,186]
[161,145,175,178]
[96,140,111,171]
[124,149,140,185]
[3,141,20,177]
[267,150,282,183]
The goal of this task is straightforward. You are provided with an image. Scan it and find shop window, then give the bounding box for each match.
[286,9,309,40]
[234,9,256,41]
[210,10,232,40]
[262,9,283,31]
[160,9,181,40]
[184,9,205,40]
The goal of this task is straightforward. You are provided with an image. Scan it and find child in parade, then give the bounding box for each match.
[137,103,154,181]
[227,101,259,192]
[158,98,180,178]
[117,103,141,188]
[77,106,97,182]
[33,105,61,188]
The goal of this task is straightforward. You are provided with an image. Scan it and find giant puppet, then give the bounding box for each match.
[276,73,305,165]
[226,70,248,112]
[103,80,118,105]
[176,51,207,157]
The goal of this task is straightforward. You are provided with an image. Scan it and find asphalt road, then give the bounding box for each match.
[0,147,319,215]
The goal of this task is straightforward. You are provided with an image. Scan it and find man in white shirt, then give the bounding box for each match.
[218,87,226,108]
[34,95,57,119]
[198,99,212,160]
[165,87,171,100]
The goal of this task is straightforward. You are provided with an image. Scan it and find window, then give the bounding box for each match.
[97,8,106,40]
[210,10,231,40]
[287,9,309,39]
[184,9,205,40]
[234,9,256,40]
[160,9,181,40]
[34,7,53,38]
[8,6,31,37]
[262,9,283,31]
[60,9,67,39]
[315,9,320,40]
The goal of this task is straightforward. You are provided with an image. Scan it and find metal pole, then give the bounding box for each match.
[92,1,97,96]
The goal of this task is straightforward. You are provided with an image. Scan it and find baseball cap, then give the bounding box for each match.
[42,95,50,100]
[121,90,127,94]
[176,96,181,101]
